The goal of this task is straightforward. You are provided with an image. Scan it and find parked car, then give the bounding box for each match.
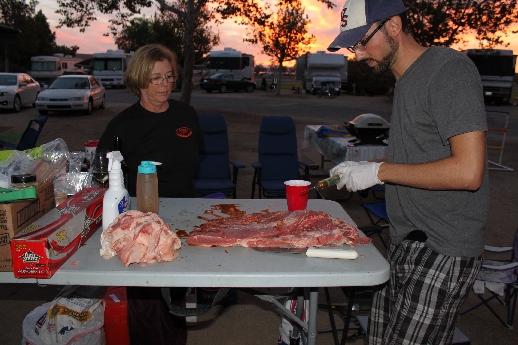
[0,73,41,112]
[201,73,256,93]
[36,75,105,114]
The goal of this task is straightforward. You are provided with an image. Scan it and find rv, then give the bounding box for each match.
[91,50,131,88]
[296,51,348,95]
[29,54,84,86]
[466,49,517,104]
[205,48,255,82]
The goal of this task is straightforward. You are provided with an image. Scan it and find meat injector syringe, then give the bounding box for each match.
[312,175,341,191]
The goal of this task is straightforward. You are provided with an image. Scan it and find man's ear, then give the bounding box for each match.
[386,16,403,37]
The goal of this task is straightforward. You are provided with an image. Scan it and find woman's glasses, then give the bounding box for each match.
[347,19,388,53]
[150,74,176,85]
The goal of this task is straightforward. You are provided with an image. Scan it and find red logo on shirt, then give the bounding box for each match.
[176,126,192,138]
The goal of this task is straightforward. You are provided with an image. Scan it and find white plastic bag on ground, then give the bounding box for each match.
[22,297,105,345]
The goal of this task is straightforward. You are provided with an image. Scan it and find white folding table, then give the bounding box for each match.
[0,198,389,345]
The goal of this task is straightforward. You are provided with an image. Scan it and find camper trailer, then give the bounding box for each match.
[466,49,516,104]
[91,50,132,88]
[296,51,348,95]
[204,48,255,82]
[30,54,84,86]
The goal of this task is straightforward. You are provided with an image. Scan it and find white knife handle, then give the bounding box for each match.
[305,247,358,260]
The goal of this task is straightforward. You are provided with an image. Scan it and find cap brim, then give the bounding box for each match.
[327,25,370,52]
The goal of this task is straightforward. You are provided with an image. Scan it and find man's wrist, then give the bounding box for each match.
[376,162,385,184]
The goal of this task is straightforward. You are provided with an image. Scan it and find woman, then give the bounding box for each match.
[98,44,201,345]
[99,43,201,198]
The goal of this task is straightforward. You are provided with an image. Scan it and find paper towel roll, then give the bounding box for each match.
[305,247,358,260]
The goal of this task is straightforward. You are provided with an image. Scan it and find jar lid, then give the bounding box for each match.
[11,174,36,184]
[84,139,99,147]
[138,161,161,174]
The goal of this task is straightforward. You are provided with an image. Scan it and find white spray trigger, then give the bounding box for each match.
[106,151,124,172]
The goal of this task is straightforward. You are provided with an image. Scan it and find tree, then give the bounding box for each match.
[0,0,77,71]
[54,44,80,56]
[244,0,314,95]
[54,0,334,104]
[114,11,219,68]
[404,0,518,48]
[254,64,268,73]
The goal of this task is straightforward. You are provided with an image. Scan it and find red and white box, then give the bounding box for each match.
[10,186,105,279]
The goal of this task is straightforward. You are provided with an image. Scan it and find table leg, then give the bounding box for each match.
[340,288,356,345]
[324,287,340,345]
[307,288,319,345]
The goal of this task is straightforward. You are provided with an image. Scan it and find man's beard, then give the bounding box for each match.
[370,33,398,74]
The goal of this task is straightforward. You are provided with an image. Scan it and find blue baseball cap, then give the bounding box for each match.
[328,0,407,52]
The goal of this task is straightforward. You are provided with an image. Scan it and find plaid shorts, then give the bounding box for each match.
[368,239,481,345]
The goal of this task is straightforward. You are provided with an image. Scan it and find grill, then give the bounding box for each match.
[50,98,68,102]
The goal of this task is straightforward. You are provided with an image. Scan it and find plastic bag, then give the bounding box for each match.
[0,138,69,188]
[22,297,105,345]
[53,172,93,206]
[67,152,85,173]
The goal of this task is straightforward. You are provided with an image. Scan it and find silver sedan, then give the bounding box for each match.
[0,73,41,112]
[36,75,105,115]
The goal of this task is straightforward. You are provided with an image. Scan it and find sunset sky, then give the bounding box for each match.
[38,1,518,68]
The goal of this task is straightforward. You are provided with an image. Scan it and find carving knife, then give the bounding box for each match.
[253,247,358,259]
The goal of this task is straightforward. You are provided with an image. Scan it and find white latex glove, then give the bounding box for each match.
[330,161,361,179]
[329,161,363,190]
[330,161,384,191]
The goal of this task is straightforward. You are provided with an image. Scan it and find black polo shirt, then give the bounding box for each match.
[98,100,201,197]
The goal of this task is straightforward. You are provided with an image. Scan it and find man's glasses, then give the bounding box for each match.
[150,74,176,85]
[347,19,388,53]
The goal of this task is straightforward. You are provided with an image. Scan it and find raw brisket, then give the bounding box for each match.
[100,210,181,266]
[187,204,368,248]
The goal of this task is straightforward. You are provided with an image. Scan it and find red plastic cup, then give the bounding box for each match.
[284,180,311,211]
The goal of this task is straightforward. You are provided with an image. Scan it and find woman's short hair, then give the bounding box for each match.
[125,44,178,96]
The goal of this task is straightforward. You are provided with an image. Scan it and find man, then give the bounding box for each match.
[328,0,488,344]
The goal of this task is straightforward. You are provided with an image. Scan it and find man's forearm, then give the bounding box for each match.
[378,159,482,191]
[378,131,486,191]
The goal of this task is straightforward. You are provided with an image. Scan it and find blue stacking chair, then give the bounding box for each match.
[194,112,244,198]
[360,200,389,248]
[251,116,316,198]
[0,115,48,150]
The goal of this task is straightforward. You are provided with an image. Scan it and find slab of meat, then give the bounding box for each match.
[100,210,181,266]
[187,204,369,248]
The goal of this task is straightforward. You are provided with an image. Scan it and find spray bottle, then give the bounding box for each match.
[102,151,130,230]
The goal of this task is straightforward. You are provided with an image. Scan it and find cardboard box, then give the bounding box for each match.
[0,180,55,271]
[10,186,105,279]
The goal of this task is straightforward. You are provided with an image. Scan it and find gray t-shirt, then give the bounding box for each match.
[386,47,488,257]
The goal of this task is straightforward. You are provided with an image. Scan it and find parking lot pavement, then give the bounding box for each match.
[0,88,517,344]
